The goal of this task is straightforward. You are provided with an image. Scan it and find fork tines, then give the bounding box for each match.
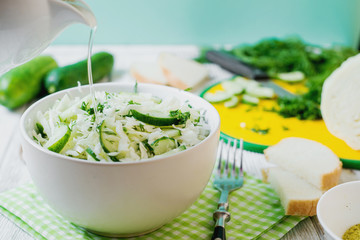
[216,138,243,178]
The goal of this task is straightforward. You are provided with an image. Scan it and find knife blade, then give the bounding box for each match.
[205,50,295,98]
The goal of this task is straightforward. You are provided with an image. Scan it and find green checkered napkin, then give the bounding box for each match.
[0,174,304,240]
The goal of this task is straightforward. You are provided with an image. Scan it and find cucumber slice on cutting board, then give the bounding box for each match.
[242,94,259,105]
[203,91,233,103]
[277,71,305,82]
[44,123,71,153]
[224,96,240,108]
[202,77,276,109]
[221,80,245,95]
[246,86,275,99]
[151,136,177,155]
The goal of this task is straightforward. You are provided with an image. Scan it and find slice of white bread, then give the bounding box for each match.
[262,167,322,216]
[264,137,342,191]
[321,53,360,150]
[158,53,209,90]
[130,62,168,85]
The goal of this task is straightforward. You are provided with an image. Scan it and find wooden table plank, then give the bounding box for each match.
[0,217,30,240]
[0,129,31,192]
[0,107,21,164]
[0,108,32,239]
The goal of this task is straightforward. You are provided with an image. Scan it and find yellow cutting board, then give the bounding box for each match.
[201,80,360,169]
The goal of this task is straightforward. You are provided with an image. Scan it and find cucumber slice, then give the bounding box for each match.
[130,109,181,126]
[235,77,260,89]
[162,128,181,138]
[203,91,233,103]
[277,71,305,82]
[99,120,120,162]
[242,94,259,106]
[221,80,245,95]
[86,148,100,161]
[224,96,240,108]
[151,136,177,155]
[159,145,186,156]
[44,123,71,153]
[246,86,275,99]
[178,145,186,151]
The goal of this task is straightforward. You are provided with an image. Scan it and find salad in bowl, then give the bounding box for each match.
[20,82,220,237]
[31,90,210,162]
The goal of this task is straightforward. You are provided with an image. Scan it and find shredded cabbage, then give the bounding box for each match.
[32,91,210,162]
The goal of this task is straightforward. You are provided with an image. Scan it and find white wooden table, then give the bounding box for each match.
[0,45,358,240]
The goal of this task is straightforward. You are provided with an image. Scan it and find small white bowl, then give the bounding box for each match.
[20,82,220,237]
[317,181,360,240]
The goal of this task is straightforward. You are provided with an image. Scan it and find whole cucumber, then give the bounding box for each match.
[45,52,114,93]
[0,56,58,109]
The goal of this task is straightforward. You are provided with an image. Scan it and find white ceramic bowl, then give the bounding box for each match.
[317,181,360,240]
[20,82,220,237]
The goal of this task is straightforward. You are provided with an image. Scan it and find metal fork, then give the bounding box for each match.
[211,138,244,240]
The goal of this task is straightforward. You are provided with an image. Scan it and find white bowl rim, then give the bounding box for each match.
[20,82,221,166]
[317,180,360,240]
